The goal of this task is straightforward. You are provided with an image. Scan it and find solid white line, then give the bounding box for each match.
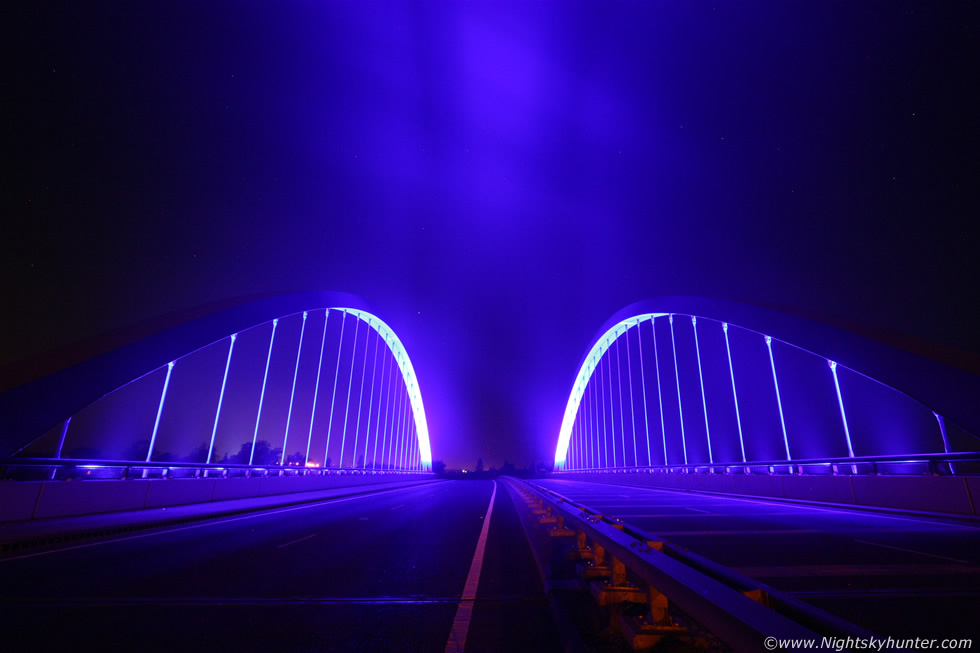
[655,529,822,536]
[684,507,712,513]
[853,539,970,565]
[550,481,979,531]
[1,484,429,563]
[445,481,497,653]
[276,534,317,549]
[605,513,720,519]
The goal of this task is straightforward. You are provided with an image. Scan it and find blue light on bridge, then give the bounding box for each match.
[829,360,856,459]
[692,316,714,465]
[280,313,308,465]
[338,316,361,468]
[146,361,176,467]
[722,323,747,464]
[624,324,639,467]
[324,311,347,467]
[362,329,381,468]
[636,319,652,467]
[207,334,237,465]
[249,319,279,465]
[669,315,689,466]
[765,335,792,464]
[306,310,331,468]
[554,304,974,476]
[652,318,668,466]
[6,300,432,474]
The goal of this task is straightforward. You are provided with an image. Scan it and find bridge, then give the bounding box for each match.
[1,294,978,651]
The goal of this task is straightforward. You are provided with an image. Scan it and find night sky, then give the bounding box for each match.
[4,1,978,470]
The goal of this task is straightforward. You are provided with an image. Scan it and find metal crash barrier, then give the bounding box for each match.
[505,477,875,651]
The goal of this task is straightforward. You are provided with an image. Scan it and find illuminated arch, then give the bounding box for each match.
[1,292,431,470]
[555,297,980,469]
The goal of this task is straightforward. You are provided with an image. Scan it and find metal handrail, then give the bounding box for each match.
[511,478,876,650]
[0,457,428,481]
[558,450,980,475]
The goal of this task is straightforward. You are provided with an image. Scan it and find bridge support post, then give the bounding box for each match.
[569,530,593,561]
[538,505,557,524]
[617,586,696,651]
[590,555,646,606]
[549,513,575,537]
[579,542,610,581]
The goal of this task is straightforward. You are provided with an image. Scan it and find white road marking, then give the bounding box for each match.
[604,513,722,519]
[654,529,821,536]
[276,534,317,549]
[853,539,970,565]
[445,481,497,653]
[550,483,979,531]
[734,563,980,577]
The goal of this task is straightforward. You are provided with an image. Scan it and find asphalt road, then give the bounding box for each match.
[535,477,980,640]
[0,480,561,652]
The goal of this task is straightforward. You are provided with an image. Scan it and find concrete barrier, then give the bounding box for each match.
[555,472,978,517]
[780,474,856,505]
[0,482,43,522]
[145,479,217,508]
[850,475,974,515]
[0,474,434,523]
[966,477,980,512]
[210,477,262,502]
[34,480,151,520]
[732,473,783,499]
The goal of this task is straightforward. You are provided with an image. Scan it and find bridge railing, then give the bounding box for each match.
[508,478,875,650]
[556,312,980,475]
[9,306,432,475]
[0,457,430,482]
[558,451,980,477]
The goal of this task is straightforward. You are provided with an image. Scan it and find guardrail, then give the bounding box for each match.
[0,457,429,481]
[507,477,875,651]
[558,451,980,476]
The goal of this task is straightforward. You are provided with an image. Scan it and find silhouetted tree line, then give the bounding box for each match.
[429,459,553,479]
[66,439,420,469]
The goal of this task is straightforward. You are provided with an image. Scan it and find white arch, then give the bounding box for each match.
[554,313,666,468]
[343,309,432,469]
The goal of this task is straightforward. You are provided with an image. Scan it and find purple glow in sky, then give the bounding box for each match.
[3,1,978,470]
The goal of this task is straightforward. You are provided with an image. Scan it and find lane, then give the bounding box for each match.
[536,478,980,638]
[465,481,562,653]
[0,480,499,651]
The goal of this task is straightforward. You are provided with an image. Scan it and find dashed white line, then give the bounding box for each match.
[853,539,970,565]
[276,534,317,549]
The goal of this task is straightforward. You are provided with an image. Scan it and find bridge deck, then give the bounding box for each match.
[0,480,561,652]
